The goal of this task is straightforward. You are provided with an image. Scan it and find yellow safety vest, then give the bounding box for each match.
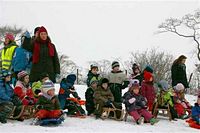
[1,45,17,70]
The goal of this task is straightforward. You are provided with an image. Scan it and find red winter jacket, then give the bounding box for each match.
[14,81,37,105]
[140,81,156,110]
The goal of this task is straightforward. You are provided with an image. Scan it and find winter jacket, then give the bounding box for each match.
[1,41,18,70]
[94,86,114,104]
[86,71,101,87]
[123,91,147,113]
[129,73,143,85]
[0,79,14,104]
[36,95,61,111]
[141,81,156,105]
[12,47,32,73]
[171,63,189,88]
[58,78,79,109]
[107,71,129,103]
[85,87,95,114]
[157,90,174,107]
[192,103,200,117]
[14,81,36,105]
[30,40,60,83]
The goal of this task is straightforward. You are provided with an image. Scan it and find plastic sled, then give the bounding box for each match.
[38,116,65,126]
[186,118,200,129]
[67,98,86,105]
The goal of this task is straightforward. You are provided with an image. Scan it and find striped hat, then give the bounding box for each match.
[17,71,28,80]
[42,80,55,94]
[112,61,120,69]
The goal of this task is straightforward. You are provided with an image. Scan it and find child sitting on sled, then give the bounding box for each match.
[154,80,178,120]
[123,79,158,125]
[14,71,37,105]
[191,95,200,125]
[173,83,192,119]
[33,80,62,124]
[58,74,85,116]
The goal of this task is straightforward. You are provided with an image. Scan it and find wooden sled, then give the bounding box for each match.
[153,102,172,121]
[101,103,124,121]
[9,105,36,120]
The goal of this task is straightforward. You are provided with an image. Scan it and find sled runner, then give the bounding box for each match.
[101,103,124,121]
[9,105,36,120]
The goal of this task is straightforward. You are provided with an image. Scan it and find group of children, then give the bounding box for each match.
[0,61,199,127]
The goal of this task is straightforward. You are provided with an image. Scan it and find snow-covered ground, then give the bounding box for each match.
[1,85,199,133]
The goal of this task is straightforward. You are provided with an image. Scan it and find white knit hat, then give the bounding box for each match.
[175,83,185,92]
[42,80,55,94]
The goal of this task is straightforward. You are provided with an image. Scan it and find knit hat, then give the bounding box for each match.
[40,72,49,81]
[0,69,11,79]
[143,71,153,81]
[129,79,140,88]
[5,33,15,41]
[38,26,48,34]
[34,27,40,34]
[175,83,185,92]
[66,74,76,86]
[144,65,153,73]
[90,77,98,85]
[158,80,169,91]
[112,61,120,69]
[101,78,109,85]
[90,64,98,70]
[42,80,55,94]
[17,71,28,79]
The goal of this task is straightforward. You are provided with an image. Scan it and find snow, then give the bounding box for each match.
[1,85,199,133]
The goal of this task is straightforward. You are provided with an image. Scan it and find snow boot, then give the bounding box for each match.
[150,118,159,125]
[136,117,144,125]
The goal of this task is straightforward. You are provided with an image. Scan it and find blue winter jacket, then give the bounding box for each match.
[192,103,200,117]
[0,79,14,104]
[12,47,32,72]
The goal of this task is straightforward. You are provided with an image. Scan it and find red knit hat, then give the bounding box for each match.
[38,26,48,34]
[143,71,153,81]
[17,71,28,79]
[5,33,15,41]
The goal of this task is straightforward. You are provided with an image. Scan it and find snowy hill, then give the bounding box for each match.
[1,85,199,133]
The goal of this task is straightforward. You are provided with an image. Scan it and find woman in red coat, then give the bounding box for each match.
[14,71,37,105]
[141,71,156,112]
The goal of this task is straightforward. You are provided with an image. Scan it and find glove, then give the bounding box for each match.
[77,97,81,100]
[29,99,34,105]
[105,100,112,106]
[25,96,30,100]
[35,89,41,95]
[36,105,43,109]
[24,31,31,38]
[128,97,136,104]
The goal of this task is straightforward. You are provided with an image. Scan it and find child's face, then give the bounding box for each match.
[5,75,11,82]
[23,75,29,84]
[133,87,139,94]
[113,66,119,72]
[134,69,140,74]
[197,98,200,105]
[149,77,153,82]
[102,83,108,89]
[91,82,97,89]
[91,68,98,75]
[42,77,49,83]
[4,38,10,45]
[47,89,55,96]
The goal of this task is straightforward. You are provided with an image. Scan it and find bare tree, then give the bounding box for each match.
[88,59,111,77]
[130,48,174,83]
[0,25,24,44]
[58,53,77,82]
[158,9,200,61]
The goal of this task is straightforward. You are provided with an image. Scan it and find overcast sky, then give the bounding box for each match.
[0,0,200,72]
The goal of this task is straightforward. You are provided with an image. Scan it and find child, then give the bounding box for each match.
[94,78,115,119]
[156,80,178,120]
[32,73,50,98]
[86,64,101,87]
[14,71,37,105]
[0,70,14,123]
[85,77,98,116]
[141,71,156,112]
[123,79,158,125]
[34,80,62,123]
[191,95,200,124]
[58,74,85,116]
[129,63,142,85]
[173,83,192,119]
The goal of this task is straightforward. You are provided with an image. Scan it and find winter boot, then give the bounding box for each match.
[150,118,159,125]
[136,117,144,125]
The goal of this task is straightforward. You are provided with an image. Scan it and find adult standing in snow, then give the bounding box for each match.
[1,33,18,70]
[23,26,60,83]
[171,55,189,89]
